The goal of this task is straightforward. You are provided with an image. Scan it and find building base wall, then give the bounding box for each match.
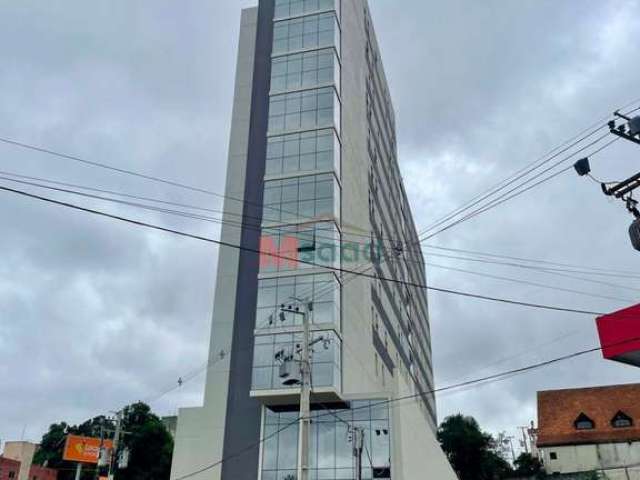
[170,406,226,480]
[541,442,640,477]
[391,373,458,480]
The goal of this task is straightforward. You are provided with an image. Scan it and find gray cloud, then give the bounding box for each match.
[0,0,639,457]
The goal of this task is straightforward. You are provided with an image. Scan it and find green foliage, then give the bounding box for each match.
[33,403,172,480]
[438,414,514,480]
[513,452,543,476]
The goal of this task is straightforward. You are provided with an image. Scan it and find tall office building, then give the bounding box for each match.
[170,1,457,479]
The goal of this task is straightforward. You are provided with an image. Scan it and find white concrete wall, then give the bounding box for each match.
[391,372,458,480]
[3,442,36,480]
[541,442,640,478]
[169,7,258,480]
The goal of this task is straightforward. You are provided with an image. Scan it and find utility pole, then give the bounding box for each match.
[94,421,105,480]
[574,112,640,251]
[107,411,123,480]
[352,427,365,480]
[518,426,530,454]
[280,300,312,480]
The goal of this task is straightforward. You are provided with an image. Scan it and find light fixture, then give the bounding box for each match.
[573,157,591,176]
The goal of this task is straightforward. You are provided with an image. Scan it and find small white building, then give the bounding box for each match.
[537,383,640,479]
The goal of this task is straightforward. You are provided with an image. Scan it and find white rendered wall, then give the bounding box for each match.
[169,7,258,480]
[541,442,640,477]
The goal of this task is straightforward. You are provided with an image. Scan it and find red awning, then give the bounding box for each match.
[596,303,640,367]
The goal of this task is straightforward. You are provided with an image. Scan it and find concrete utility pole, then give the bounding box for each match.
[280,301,312,480]
[352,427,365,480]
[107,411,123,480]
[94,421,105,480]
[518,426,530,454]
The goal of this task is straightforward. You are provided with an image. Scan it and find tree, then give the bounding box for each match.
[438,414,514,480]
[33,403,172,480]
[117,403,173,480]
[513,452,544,478]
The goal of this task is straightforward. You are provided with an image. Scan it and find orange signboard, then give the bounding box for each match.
[63,435,113,464]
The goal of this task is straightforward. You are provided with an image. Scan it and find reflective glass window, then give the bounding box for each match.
[271,49,339,94]
[261,400,390,480]
[269,87,339,134]
[273,13,339,56]
[262,173,339,224]
[255,273,340,329]
[274,0,336,19]
[260,221,341,273]
[251,331,341,391]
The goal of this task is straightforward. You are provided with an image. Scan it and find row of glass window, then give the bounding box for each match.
[256,272,340,329]
[262,173,339,224]
[269,87,340,134]
[266,129,340,177]
[260,221,341,273]
[274,0,338,20]
[252,331,341,391]
[261,401,390,479]
[271,48,339,94]
[273,13,339,56]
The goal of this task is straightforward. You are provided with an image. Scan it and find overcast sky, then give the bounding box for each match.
[1,0,639,456]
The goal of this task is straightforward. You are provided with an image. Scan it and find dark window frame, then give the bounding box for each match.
[574,412,595,430]
[611,411,633,428]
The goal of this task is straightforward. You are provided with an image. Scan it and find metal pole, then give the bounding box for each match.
[354,428,364,480]
[108,411,123,480]
[74,463,82,480]
[94,422,104,480]
[297,305,311,480]
[519,427,529,454]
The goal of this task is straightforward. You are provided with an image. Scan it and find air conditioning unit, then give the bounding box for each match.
[630,218,640,251]
[279,359,301,386]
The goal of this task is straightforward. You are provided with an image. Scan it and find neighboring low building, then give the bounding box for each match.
[0,456,20,480]
[1,443,57,480]
[28,465,57,480]
[537,383,640,478]
[2,442,36,480]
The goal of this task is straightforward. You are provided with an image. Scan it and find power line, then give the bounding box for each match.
[423,243,640,277]
[419,124,608,236]
[422,134,618,240]
[424,251,640,281]
[418,98,640,237]
[0,183,608,316]
[427,262,634,303]
[11,170,636,301]
[173,417,300,480]
[171,333,640,480]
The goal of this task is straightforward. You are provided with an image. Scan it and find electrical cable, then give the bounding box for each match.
[424,250,640,281]
[171,332,640,480]
[418,98,640,237]
[423,244,640,277]
[427,262,634,303]
[0,184,607,314]
[419,124,608,236]
[422,135,618,240]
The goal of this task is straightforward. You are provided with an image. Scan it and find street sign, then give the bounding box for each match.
[63,435,114,464]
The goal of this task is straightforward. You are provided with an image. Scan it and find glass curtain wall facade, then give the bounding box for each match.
[261,401,391,480]
[251,0,343,397]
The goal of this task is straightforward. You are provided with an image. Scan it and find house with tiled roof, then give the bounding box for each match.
[537,383,640,478]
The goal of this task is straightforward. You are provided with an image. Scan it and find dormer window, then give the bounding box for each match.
[611,411,633,428]
[574,413,595,430]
